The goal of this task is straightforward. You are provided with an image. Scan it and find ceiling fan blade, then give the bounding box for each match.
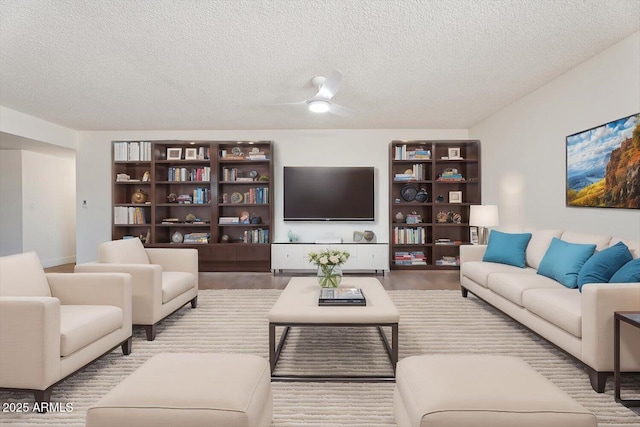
[316,70,342,99]
[267,100,307,106]
[328,102,354,117]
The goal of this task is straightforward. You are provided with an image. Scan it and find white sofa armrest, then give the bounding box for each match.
[145,248,199,286]
[47,273,133,336]
[459,244,487,263]
[74,263,161,324]
[47,272,131,308]
[581,282,640,371]
[459,245,487,284]
[0,297,61,390]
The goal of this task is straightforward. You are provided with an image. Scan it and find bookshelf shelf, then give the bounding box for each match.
[389,140,481,270]
[112,140,273,271]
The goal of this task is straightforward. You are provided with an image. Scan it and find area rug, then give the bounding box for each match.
[1,289,638,426]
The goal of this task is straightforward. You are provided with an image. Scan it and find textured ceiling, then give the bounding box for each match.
[0,0,639,131]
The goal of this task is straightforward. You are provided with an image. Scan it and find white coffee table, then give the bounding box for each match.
[268,277,400,382]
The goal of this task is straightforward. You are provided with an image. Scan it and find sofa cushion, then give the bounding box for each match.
[526,229,563,269]
[609,238,640,259]
[488,273,565,307]
[522,289,582,338]
[162,272,195,304]
[60,305,123,357]
[577,241,633,290]
[538,238,596,289]
[609,258,640,283]
[461,261,536,288]
[99,238,149,265]
[561,231,611,252]
[482,231,532,268]
[0,252,52,297]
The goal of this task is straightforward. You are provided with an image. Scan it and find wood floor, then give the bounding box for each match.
[46,264,461,291]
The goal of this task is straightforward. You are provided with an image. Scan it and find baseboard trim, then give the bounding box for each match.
[41,255,76,268]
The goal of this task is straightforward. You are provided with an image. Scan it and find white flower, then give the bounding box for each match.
[329,255,339,264]
[319,256,328,265]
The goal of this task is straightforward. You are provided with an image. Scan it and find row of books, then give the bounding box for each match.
[393,164,426,181]
[183,232,210,244]
[221,187,269,204]
[114,206,147,225]
[114,141,152,161]
[221,167,256,182]
[167,167,210,182]
[394,145,431,161]
[191,188,210,204]
[243,228,269,244]
[393,227,427,244]
[394,251,427,265]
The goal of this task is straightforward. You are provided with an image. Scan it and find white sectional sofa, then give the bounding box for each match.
[460,230,640,393]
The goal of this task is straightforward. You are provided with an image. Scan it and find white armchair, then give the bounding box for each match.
[75,238,198,341]
[0,251,132,405]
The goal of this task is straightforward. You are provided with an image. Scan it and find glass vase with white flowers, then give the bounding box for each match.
[307,249,350,288]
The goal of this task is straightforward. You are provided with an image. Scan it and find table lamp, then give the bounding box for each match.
[470,205,499,245]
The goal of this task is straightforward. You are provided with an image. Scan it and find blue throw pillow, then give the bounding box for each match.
[577,241,633,291]
[537,238,596,289]
[609,258,640,283]
[482,230,532,268]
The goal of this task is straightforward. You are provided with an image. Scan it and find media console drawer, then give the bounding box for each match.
[271,243,388,273]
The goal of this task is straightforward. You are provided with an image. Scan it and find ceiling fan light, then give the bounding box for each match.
[308,100,330,113]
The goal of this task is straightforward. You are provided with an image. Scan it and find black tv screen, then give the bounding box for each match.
[284,167,375,221]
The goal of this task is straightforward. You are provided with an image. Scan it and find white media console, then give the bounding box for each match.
[271,243,389,274]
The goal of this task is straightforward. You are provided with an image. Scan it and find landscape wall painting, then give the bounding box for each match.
[566,113,640,209]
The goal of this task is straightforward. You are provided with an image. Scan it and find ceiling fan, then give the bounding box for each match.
[274,70,354,117]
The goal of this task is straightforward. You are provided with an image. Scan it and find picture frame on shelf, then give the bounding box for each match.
[167,148,182,160]
[449,191,462,203]
[448,147,462,159]
[470,226,479,245]
[184,148,198,160]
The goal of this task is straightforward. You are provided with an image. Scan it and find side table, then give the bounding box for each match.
[614,311,640,407]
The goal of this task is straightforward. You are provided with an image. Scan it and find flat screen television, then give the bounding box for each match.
[284,166,375,221]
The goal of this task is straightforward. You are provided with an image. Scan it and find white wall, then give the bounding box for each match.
[470,32,640,240]
[0,150,23,256]
[21,150,76,266]
[0,106,77,150]
[0,107,78,266]
[76,128,468,263]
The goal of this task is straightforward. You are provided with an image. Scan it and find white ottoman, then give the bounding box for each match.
[394,354,597,427]
[86,353,272,427]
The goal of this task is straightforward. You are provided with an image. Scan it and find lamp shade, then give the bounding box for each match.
[470,205,499,227]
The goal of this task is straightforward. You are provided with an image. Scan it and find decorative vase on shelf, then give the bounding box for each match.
[317,265,343,288]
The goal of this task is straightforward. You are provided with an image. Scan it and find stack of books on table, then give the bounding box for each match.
[394,145,431,160]
[318,288,366,306]
[436,256,460,266]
